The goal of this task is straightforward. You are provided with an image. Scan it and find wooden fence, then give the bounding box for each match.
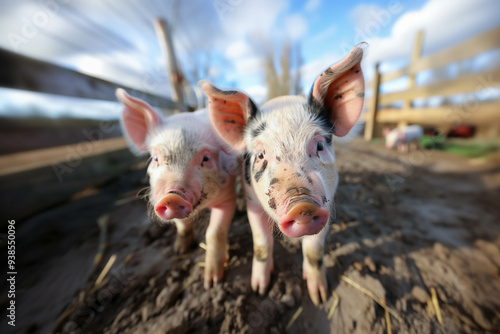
[364,26,500,140]
[0,48,192,222]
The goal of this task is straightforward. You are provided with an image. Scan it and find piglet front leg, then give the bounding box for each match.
[302,227,329,305]
[173,219,194,253]
[247,200,274,295]
[204,201,235,289]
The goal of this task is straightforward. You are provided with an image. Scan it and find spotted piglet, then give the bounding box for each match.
[116,89,238,289]
[202,45,365,305]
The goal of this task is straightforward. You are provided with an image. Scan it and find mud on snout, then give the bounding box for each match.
[270,186,330,239]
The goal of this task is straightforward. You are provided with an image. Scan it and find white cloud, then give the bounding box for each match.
[349,4,397,29]
[233,57,264,76]
[73,55,105,77]
[244,85,268,104]
[223,41,264,77]
[305,0,321,12]
[357,0,500,68]
[218,0,288,38]
[68,50,168,96]
[284,14,308,41]
[225,40,253,60]
[0,0,294,118]
[207,66,219,78]
[0,0,172,90]
[0,0,294,95]
[0,88,121,119]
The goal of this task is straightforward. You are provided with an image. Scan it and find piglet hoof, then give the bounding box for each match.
[174,231,194,254]
[251,256,274,295]
[303,260,328,306]
[203,251,225,290]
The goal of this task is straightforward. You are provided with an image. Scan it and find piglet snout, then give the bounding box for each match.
[278,201,328,238]
[154,193,193,220]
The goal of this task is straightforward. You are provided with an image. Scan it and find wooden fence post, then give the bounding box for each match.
[400,30,424,128]
[154,18,185,107]
[364,63,381,141]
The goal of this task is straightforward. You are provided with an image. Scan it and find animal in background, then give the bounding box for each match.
[202,44,366,305]
[383,125,423,152]
[116,89,238,289]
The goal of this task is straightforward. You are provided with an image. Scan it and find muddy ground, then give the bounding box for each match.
[2,138,500,334]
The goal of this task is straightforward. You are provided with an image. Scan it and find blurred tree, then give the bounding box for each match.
[265,41,303,100]
[292,43,303,96]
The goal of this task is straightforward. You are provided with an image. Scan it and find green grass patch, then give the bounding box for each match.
[419,135,500,158]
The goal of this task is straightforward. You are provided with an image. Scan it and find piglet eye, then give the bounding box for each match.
[317,142,324,152]
[257,152,264,160]
[153,156,159,162]
[202,156,210,162]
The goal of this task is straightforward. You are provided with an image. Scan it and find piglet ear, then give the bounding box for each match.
[116,88,162,152]
[310,43,366,137]
[201,81,257,152]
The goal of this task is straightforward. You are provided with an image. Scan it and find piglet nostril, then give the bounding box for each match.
[154,194,193,220]
[278,201,328,238]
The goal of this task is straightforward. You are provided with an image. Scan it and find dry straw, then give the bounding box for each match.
[285,306,303,331]
[327,291,340,320]
[94,254,117,288]
[431,288,443,324]
[340,275,402,323]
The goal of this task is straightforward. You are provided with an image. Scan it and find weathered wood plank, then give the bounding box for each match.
[375,101,500,125]
[364,63,380,141]
[399,30,424,128]
[0,48,192,111]
[154,18,185,106]
[0,148,144,222]
[0,117,122,155]
[0,137,129,176]
[379,68,500,104]
[380,26,500,84]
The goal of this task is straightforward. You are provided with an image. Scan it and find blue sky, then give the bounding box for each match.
[0,0,499,118]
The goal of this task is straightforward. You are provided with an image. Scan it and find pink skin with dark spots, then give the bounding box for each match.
[204,44,366,306]
[116,88,238,290]
[278,136,330,237]
[256,135,331,238]
[148,148,216,221]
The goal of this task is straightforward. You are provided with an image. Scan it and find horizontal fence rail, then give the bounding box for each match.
[0,137,129,176]
[0,49,193,221]
[378,69,500,105]
[375,101,500,125]
[379,26,500,84]
[0,48,192,111]
[364,26,500,140]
